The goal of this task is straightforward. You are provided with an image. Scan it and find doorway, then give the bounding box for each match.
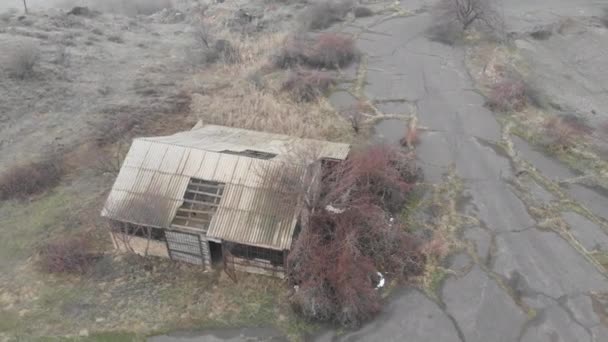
[208,241,223,265]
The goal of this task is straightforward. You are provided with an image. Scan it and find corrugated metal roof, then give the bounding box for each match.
[102,125,349,250]
[141,125,350,161]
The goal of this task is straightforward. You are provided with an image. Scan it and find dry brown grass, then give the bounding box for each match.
[190,32,351,140]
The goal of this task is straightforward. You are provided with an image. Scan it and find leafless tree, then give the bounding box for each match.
[437,0,500,30]
[23,0,28,14]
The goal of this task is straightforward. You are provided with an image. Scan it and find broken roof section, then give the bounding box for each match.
[101,125,350,250]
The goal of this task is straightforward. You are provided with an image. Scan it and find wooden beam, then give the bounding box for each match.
[182,199,220,207]
[173,214,211,224]
[186,189,223,198]
[177,208,217,215]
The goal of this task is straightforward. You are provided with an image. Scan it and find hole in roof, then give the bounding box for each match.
[220,149,277,160]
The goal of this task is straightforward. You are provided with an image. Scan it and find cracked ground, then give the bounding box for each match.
[316,0,608,341]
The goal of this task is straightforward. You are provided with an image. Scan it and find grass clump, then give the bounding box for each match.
[282,69,336,102]
[0,159,63,201]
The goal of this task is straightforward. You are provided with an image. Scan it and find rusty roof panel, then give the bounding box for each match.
[102,125,349,250]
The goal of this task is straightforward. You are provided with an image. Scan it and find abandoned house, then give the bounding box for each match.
[101,124,350,278]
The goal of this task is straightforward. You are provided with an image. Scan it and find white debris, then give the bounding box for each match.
[325,205,345,214]
[376,272,385,289]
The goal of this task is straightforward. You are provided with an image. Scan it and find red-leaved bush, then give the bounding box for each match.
[287,145,423,327]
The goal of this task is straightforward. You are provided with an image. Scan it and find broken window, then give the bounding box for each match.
[171,179,225,232]
[220,149,276,160]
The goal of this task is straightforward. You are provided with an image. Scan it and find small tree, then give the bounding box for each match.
[438,0,497,30]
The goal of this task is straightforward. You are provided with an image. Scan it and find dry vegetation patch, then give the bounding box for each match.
[38,236,99,275]
[543,115,593,150]
[486,78,528,112]
[273,33,358,69]
[299,0,353,30]
[0,159,64,201]
[6,43,40,79]
[282,69,336,102]
[353,6,374,18]
[190,32,351,140]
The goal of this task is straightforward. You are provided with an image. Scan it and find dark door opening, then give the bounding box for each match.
[208,241,223,265]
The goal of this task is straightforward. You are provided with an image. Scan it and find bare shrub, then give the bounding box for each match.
[94,117,139,147]
[282,69,336,102]
[429,0,501,44]
[273,33,357,69]
[427,21,464,45]
[354,6,374,18]
[272,35,312,68]
[287,145,424,327]
[341,101,371,133]
[530,28,552,40]
[437,0,499,30]
[543,115,592,149]
[0,159,63,201]
[7,43,40,79]
[309,33,357,68]
[107,34,124,43]
[300,0,353,30]
[38,236,98,274]
[486,78,527,112]
[194,21,213,49]
[214,39,241,64]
